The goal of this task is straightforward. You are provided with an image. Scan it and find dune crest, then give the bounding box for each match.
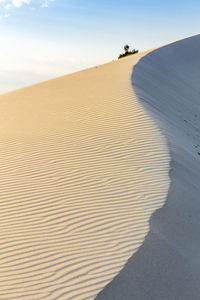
[0,53,169,299]
[96,35,200,300]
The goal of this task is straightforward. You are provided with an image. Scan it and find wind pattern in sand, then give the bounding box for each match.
[0,53,169,299]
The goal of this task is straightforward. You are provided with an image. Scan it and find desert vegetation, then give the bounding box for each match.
[118,44,138,59]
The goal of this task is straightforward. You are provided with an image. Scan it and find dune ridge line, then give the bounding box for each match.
[96,34,200,300]
[0,51,169,299]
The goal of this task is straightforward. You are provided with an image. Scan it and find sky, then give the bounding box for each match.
[0,0,199,93]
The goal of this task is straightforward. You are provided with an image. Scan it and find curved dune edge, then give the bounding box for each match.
[96,35,200,300]
[0,52,169,299]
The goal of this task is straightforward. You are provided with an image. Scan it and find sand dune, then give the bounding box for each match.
[96,35,200,299]
[0,52,169,298]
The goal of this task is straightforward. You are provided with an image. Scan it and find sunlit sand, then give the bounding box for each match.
[0,51,169,299]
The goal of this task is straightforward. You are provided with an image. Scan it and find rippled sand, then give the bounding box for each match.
[0,52,169,299]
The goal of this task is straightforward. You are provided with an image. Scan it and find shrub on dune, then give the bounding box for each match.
[118,44,138,59]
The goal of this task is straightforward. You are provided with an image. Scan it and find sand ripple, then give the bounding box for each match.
[0,54,169,299]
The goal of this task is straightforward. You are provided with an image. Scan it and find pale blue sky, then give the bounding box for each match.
[0,0,199,93]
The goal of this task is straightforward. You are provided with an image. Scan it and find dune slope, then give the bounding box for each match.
[0,53,169,299]
[96,35,200,300]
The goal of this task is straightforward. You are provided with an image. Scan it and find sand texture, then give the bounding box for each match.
[0,52,169,299]
[96,35,200,300]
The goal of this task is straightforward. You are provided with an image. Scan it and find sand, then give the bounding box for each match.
[0,52,169,298]
[96,35,200,299]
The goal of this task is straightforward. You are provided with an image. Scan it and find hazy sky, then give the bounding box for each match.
[0,0,199,93]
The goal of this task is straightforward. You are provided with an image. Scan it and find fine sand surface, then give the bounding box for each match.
[0,53,169,298]
[96,35,200,299]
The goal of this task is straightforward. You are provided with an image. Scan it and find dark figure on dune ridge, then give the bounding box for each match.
[118,44,138,59]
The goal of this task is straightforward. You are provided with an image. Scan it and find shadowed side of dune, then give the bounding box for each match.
[96,35,200,300]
